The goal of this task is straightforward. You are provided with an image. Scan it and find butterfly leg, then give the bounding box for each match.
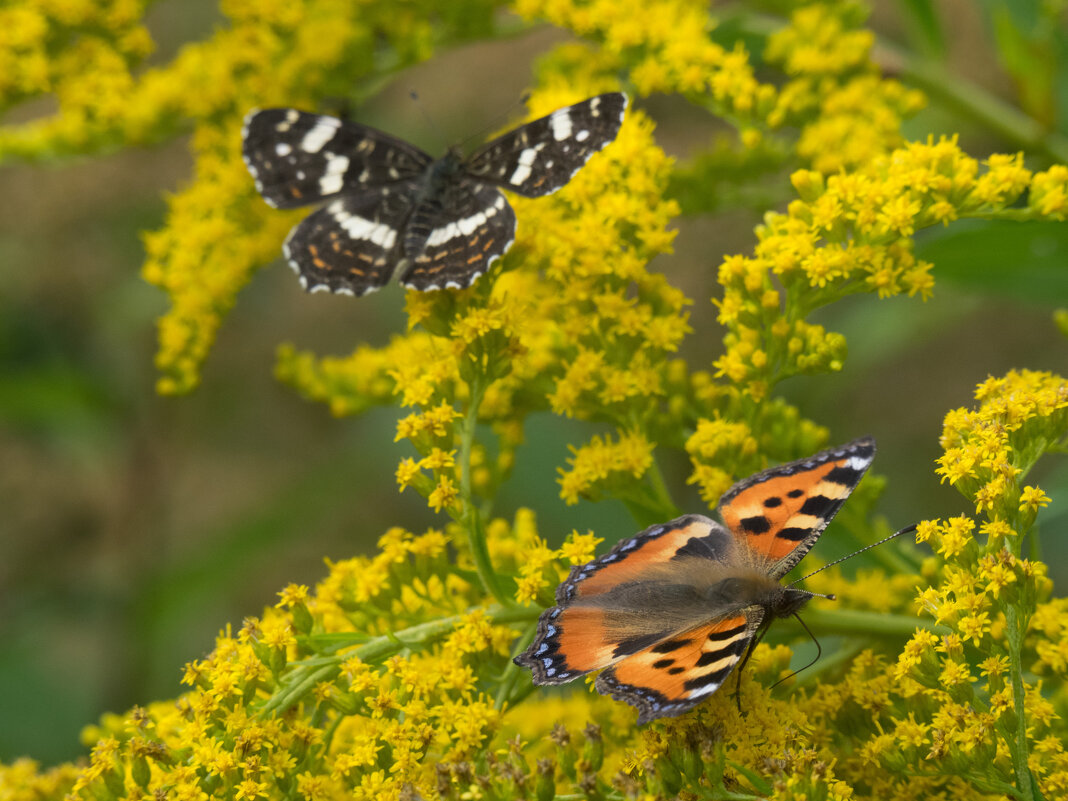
[732,621,771,711]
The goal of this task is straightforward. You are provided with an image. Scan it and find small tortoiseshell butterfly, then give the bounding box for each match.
[514,437,876,724]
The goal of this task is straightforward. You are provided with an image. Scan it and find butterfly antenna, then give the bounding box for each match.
[457,91,533,150]
[769,613,822,690]
[787,523,917,588]
[408,89,445,150]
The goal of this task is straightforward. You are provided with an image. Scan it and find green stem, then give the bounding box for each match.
[965,208,1040,222]
[259,663,339,718]
[887,52,1068,165]
[262,604,539,717]
[459,371,511,606]
[1004,603,1039,801]
[907,770,1024,800]
[644,456,681,519]
[496,620,537,710]
[800,608,950,638]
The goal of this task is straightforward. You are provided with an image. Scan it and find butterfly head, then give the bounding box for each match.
[425,150,465,189]
[768,586,834,619]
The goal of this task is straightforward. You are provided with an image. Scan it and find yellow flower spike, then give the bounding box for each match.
[557,430,655,505]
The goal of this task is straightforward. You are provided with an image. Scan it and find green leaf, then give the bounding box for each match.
[916,219,1068,302]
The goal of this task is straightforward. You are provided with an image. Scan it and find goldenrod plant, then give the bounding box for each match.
[2,1,1066,800]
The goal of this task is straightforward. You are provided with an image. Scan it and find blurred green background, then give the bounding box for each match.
[1,0,1066,763]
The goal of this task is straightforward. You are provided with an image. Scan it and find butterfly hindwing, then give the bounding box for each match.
[399,182,516,292]
[241,109,431,209]
[282,190,415,295]
[464,93,628,197]
[717,437,876,577]
[595,611,762,724]
[514,515,737,684]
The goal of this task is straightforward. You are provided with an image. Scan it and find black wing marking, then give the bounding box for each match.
[594,609,764,725]
[464,93,627,198]
[399,181,516,292]
[282,188,415,296]
[241,109,431,209]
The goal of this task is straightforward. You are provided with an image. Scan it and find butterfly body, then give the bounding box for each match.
[515,438,877,724]
[242,94,627,296]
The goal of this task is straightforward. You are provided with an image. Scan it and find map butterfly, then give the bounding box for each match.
[241,93,628,296]
[515,438,880,723]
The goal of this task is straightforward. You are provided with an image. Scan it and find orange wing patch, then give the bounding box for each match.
[718,438,875,572]
[594,614,758,724]
[545,607,617,675]
[565,515,725,600]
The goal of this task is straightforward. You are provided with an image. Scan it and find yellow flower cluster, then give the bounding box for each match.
[515,0,770,120]
[507,94,685,511]
[276,335,447,417]
[512,521,602,604]
[765,4,926,172]
[704,139,1067,427]
[0,0,154,157]
[557,431,655,506]
[684,417,759,504]
[684,397,829,505]
[886,370,1068,797]
[0,758,79,801]
[34,522,543,801]
[611,642,999,801]
[937,369,1068,519]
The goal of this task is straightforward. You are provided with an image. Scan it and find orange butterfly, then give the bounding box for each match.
[514,437,877,723]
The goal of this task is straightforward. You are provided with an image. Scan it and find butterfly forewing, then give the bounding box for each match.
[464,93,628,197]
[242,109,431,209]
[556,515,735,604]
[717,437,876,578]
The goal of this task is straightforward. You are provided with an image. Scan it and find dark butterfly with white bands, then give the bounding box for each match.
[241,93,627,297]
